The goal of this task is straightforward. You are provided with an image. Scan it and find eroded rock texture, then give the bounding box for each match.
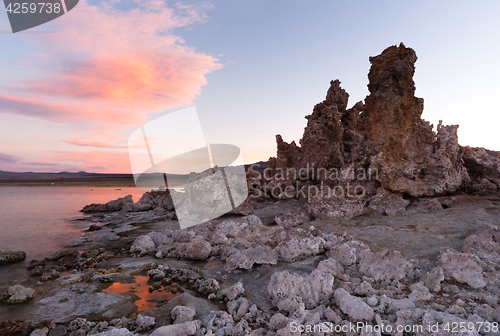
[267,43,498,219]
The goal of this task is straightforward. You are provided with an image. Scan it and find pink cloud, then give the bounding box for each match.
[63,137,128,149]
[0,1,223,172]
[1,0,221,127]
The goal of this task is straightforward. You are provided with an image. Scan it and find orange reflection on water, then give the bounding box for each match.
[102,275,181,311]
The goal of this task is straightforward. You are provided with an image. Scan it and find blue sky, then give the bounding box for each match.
[0,0,499,172]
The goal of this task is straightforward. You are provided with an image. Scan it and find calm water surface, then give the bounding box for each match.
[0,187,145,262]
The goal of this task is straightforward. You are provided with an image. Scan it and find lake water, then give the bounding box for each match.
[0,187,145,273]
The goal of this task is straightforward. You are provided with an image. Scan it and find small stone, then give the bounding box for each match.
[5,285,35,304]
[423,266,444,292]
[149,321,199,336]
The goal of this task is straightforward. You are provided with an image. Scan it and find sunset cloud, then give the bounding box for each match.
[63,137,128,149]
[0,152,20,164]
[0,0,223,172]
[1,0,221,126]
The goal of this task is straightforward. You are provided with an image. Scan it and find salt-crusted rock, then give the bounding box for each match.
[5,285,35,304]
[171,305,196,324]
[408,281,433,302]
[462,146,500,190]
[133,191,174,212]
[462,233,500,262]
[274,208,312,228]
[423,266,445,292]
[324,307,343,324]
[267,265,335,310]
[225,246,278,271]
[275,227,325,262]
[387,298,415,314]
[326,240,369,266]
[315,258,345,277]
[0,250,26,264]
[334,288,374,321]
[91,327,134,336]
[308,187,366,220]
[407,198,444,213]
[30,327,49,336]
[439,248,486,289]
[194,278,219,296]
[211,215,278,247]
[353,281,376,296]
[147,231,174,246]
[149,320,199,336]
[135,314,155,331]
[81,195,134,213]
[420,310,480,336]
[367,188,409,216]
[130,235,155,255]
[227,297,250,318]
[359,249,412,281]
[221,280,245,301]
[174,237,211,260]
[269,313,288,330]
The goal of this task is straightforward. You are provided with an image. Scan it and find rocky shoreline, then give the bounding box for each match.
[2,44,500,335]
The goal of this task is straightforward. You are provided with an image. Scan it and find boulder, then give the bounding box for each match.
[170,305,196,324]
[326,240,369,266]
[439,248,486,289]
[149,321,199,336]
[423,266,445,292]
[0,321,32,335]
[275,227,325,262]
[220,280,245,301]
[4,285,35,304]
[359,249,412,281]
[267,262,336,310]
[225,245,278,271]
[308,186,366,220]
[135,314,155,331]
[274,208,312,228]
[334,288,374,321]
[0,250,26,264]
[130,235,156,255]
[81,195,133,212]
[133,191,174,212]
[367,188,409,216]
[462,146,500,190]
[174,238,211,260]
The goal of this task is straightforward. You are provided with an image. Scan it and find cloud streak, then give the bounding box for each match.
[0,152,20,164]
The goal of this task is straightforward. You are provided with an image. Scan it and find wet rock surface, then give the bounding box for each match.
[0,250,26,265]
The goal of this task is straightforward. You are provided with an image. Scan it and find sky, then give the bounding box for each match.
[0,0,499,173]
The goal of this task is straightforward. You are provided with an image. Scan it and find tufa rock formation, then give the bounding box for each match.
[266,43,500,219]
